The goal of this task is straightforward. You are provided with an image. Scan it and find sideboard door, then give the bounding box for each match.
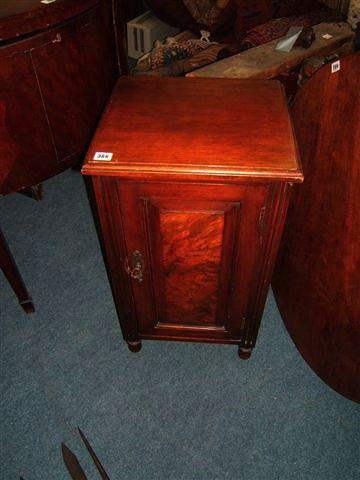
[29,2,116,164]
[117,181,269,343]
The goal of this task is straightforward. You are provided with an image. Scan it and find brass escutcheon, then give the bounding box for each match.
[124,250,144,283]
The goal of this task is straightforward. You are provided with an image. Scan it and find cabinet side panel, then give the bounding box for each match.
[91,176,140,342]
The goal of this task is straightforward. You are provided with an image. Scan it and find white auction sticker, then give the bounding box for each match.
[93,152,113,161]
[331,60,341,74]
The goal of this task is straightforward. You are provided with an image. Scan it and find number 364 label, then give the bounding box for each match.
[93,152,113,161]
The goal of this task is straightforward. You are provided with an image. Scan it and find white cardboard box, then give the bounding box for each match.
[127,11,180,60]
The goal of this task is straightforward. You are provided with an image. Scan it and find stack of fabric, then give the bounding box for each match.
[131,0,347,76]
[347,0,360,29]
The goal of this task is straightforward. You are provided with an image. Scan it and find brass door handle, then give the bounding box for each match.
[124,250,144,283]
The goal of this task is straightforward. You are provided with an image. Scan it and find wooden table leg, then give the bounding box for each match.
[0,227,35,313]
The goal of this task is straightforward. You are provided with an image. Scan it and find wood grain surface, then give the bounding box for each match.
[187,23,355,80]
[272,52,360,402]
[82,76,302,182]
[160,210,224,326]
[84,76,302,355]
[0,0,117,195]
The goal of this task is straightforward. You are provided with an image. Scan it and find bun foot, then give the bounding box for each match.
[127,340,142,353]
[238,346,252,360]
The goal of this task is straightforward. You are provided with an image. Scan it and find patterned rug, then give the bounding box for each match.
[239,8,343,50]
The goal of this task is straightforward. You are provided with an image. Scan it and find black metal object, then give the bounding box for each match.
[61,443,88,480]
[61,428,111,479]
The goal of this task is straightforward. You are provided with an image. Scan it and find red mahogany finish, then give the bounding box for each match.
[83,77,301,181]
[0,0,118,195]
[0,227,34,313]
[83,76,303,356]
[0,0,99,41]
[272,53,360,402]
[160,208,224,326]
[0,0,119,311]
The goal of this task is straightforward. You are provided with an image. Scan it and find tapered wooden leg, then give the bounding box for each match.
[238,346,252,360]
[0,227,35,313]
[127,340,142,353]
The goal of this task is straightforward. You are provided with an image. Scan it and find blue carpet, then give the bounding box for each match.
[0,169,359,480]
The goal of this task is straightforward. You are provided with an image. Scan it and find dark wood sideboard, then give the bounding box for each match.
[0,0,119,195]
[82,76,303,358]
[0,0,120,311]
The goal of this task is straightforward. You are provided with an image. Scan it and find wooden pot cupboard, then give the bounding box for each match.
[82,76,303,358]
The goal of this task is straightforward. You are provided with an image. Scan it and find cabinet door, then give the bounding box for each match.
[0,49,56,194]
[30,2,116,163]
[117,181,269,343]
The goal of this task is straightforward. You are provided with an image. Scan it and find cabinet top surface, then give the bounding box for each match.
[0,0,99,42]
[82,76,303,182]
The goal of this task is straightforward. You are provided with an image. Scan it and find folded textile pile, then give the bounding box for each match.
[134,34,211,72]
[132,31,235,76]
[297,54,339,86]
[132,1,345,76]
[347,0,360,29]
[239,8,343,50]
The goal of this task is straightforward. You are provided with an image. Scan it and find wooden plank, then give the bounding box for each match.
[187,22,354,80]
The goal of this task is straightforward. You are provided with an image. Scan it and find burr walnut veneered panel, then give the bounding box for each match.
[144,199,243,328]
[159,209,224,326]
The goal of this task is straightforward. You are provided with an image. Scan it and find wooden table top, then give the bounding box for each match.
[82,76,302,182]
